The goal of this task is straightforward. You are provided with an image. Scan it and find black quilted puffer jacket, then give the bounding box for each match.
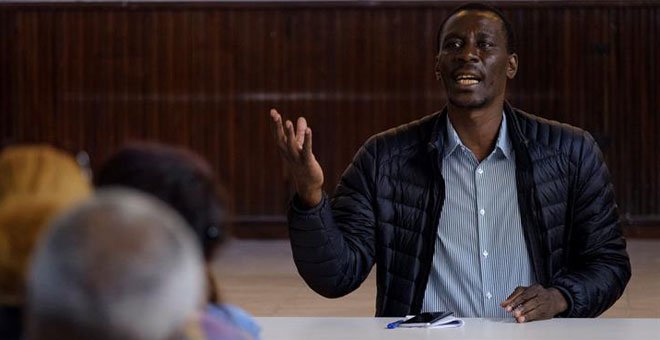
[288,103,631,317]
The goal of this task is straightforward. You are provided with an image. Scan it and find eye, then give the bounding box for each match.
[478,41,494,49]
[443,39,462,50]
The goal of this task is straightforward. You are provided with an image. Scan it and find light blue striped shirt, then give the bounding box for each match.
[421,113,535,318]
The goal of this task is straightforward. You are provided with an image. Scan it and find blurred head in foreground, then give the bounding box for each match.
[25,189,205,340]
[95,143,260,339]
[95,143,228,261]
[0,144,91,305]
[0,144,91,204]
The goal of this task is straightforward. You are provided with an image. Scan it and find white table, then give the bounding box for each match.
[255,317,660,340]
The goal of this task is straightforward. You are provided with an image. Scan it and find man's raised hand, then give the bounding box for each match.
[269,109,324,208]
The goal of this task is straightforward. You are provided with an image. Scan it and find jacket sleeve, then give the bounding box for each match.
[551,132,631,317]
[287,141,378,298]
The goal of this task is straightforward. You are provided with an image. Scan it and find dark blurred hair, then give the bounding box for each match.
[95,143,228,260]
[436,2,516,54]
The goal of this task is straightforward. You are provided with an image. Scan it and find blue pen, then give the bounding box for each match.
[387,319,404,329]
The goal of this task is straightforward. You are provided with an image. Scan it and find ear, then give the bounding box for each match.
[506,53,518,79]
[434,54,442,81]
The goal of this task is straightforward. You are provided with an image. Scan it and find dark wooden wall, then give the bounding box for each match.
[0,1,658,237]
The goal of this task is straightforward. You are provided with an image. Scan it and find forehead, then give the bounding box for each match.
[441,10,506,39]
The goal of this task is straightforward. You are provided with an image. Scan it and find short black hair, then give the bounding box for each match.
[95,143,228,260]
[436,2,516,54]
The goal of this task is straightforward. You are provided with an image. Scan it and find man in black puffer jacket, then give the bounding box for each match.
[268,3,630,322]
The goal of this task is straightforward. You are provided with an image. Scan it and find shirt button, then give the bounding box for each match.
[477,168,484,174]
[482,250,489,258]
[479,209,485,216]
[486,292,492,299]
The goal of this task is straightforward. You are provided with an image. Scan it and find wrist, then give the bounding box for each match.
[296,187,322,208]
[549,287,568,315]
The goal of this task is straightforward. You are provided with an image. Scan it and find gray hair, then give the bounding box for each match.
[27,189,205,340]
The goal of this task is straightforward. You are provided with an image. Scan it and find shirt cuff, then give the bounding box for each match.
[290,192,327,214]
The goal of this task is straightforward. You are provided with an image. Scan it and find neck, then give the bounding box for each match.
[206,266,221,304]
[447,101,504,162]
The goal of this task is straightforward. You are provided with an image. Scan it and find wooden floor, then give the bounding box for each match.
[212,239,660,318]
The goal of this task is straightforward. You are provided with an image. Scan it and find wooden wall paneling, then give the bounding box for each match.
[0,10,13,142]
[0,2,658,237]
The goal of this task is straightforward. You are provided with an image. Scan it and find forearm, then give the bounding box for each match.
[557,133,631,317]
[288,193,374,298]
[551,231,631,317]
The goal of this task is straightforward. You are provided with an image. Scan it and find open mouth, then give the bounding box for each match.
[455,74,481,85]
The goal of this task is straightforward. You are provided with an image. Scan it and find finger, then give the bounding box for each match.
[301,127,313,160]
[285,120,301,156]
[501,286,526,309]
[503,286,526,303]
[520,287,564,322]
[296,117,308,147]
[505,288,538,313]
[513,295,541,318]
[269,109,287,146]
[516,304,542,323]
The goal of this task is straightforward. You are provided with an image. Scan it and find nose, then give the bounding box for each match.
[456,43,479,63]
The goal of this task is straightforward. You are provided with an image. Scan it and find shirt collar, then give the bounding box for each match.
[443,116,462,159]
[443,112,513,160]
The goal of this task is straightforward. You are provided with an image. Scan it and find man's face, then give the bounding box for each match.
[435,10,517,109]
